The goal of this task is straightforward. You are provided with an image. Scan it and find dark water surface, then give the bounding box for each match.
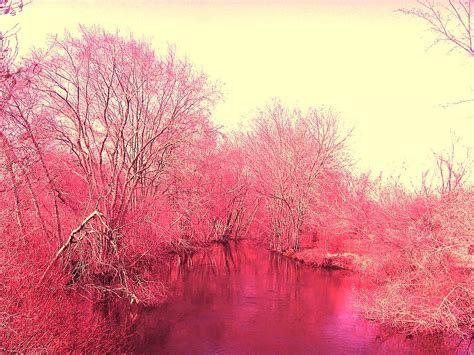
[130,240,466,354]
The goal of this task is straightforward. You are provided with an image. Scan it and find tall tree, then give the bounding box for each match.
[243,101,351,251]
[19,26,220,301]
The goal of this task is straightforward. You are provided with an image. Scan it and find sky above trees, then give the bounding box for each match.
[7,0,473,184]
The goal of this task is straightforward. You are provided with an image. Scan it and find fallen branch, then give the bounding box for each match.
[37,210,103,286]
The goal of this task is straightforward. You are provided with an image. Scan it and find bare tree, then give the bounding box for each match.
[0,0,33,238]
[243,101,351,251]
[433,136,472,196]
[0,0,30,73]
[400,0,473,56]
[25,27,220,302]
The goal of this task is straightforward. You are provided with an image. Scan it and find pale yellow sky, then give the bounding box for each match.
[4,0,474,185]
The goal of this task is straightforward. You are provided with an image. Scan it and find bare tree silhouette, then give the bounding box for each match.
[401,0,473,56]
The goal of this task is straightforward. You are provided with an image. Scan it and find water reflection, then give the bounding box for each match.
[130,240,467,354]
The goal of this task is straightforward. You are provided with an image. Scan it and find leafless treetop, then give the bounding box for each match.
[400,0,473,56]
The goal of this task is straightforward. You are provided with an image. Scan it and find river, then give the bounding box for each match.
[127,240,466,354]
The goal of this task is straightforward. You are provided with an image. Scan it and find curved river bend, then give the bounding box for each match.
[128,240,465,354]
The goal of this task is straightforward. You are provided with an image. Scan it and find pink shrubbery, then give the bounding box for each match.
[359,184,473,337]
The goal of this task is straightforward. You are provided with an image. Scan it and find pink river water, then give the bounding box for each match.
[126,240,470,354]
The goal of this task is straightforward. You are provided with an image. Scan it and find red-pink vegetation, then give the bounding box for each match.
[0,1,28,15]
[358,149,473,338]
[0,26,222,351]
[27,26,220,298]
[238,101,473,338]
[156,134,257,256]
[1,238,124,352]
[242,101,351,252]
[0,7,472,351]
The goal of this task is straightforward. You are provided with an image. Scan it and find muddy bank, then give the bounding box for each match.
[278,247,370,271]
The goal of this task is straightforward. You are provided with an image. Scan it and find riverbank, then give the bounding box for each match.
[278,247,370,272]
[273,240,473,348]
